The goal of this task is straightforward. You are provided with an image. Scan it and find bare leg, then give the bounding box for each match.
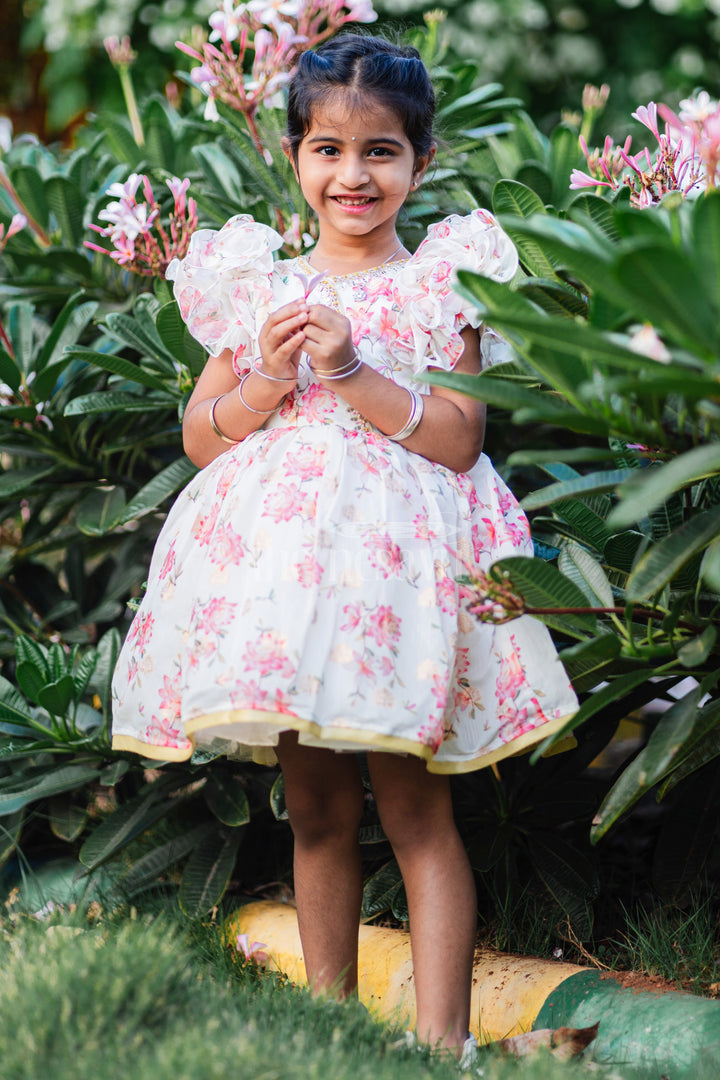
[276,731,365,998]
[368,751,476,1054]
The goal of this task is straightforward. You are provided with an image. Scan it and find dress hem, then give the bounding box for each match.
[111,707,576,773]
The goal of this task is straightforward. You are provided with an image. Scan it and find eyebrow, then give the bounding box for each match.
[306,135,406,148]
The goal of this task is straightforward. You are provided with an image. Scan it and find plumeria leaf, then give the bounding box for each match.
[626,506,720,600]
[609,445,720,527]
[116,457,197,524]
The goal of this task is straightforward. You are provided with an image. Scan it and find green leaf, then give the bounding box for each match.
[521,470,632,511]
[492,179,548,219]
[609,445,720,528]
[269,773,288,821]
[79,784,182,870]
[0,763,100,816]
[559,633,621,681]
[691,191,720,319]
[65,391,162,416]
[49,796,87,842]
[76,486,127,536]
[531,669,652,760]
[677,626,717,668]
[626,506,720,600]
[657,698,720,796]
[516,280,587,319]
[63,347,170,390]
[118,823,215,897]
[568,194,623,244]
[550,124,581,208]
[10,165,50,230]
[614,244,718,355]
[0,464,58,500]
[490,556,597,631]
[529,832,598,930]
[558,541,614,608]
[700,538,720,592]
[178,827,243,917]
[193,143,245,203]
[203,770,251,827]
[117,457,197,524]
[103,311,171,365]
[155,301,206,374]
[423,369,565,414]
[45,176,85,247]
[7,302,34,379]
[0,343,22,394]
[361,858,403,919]
[15,661,47,705]
[97,113,143,165]
[36,675,75,717]
[591,686,703,841]
[91,629,121,716]
[0,675,38,728]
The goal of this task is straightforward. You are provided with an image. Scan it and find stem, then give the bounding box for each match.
[0,169,52,246]
[526,604,699,634]
[119,65,145,146]
[0,314,14,358]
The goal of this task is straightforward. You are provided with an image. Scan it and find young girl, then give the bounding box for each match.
[112,33,578,1062]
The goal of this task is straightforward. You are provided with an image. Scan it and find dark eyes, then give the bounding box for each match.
[315,146,394,157]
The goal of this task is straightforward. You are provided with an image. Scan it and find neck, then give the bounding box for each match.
[307,232,407,274]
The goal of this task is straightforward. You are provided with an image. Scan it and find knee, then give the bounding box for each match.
[285,782,364,847]
[378,792,454,856]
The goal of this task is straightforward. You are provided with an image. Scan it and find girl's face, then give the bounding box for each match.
[284,92,434,250]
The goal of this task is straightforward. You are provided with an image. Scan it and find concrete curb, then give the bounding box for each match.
[228,901,720,1078]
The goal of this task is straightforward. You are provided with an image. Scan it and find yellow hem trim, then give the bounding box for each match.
[113,708,576,773]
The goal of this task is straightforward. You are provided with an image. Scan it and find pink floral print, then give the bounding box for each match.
[112,211,579,769]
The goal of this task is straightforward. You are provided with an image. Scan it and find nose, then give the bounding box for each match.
[337,152,370,189]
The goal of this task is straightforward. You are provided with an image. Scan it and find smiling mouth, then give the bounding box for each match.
[331,196,376,206]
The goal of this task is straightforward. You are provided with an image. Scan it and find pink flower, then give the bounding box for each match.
[192,502,220,545]
[196,596,236,634]
[236,933,269,965]
[365,532,404,578]
[158,542,176,580]
[210,524,247,567]
[495,649,526,705]
[284,444,326,479]
[340,602,363,631]
[244,630,294,677]
[262,482,307,523]
[367,605,401,647]
[294,555,323,587]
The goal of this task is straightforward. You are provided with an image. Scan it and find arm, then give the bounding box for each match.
[182,300,309,468]
[303,307,486,474]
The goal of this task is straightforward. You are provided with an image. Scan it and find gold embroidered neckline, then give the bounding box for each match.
[296,255,409,282]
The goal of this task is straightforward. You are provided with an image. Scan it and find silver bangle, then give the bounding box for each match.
[386,387,424,441]
[237,371,285,415]
[251,356,297,383]
[209,394,240,444]
[310,348,362,379]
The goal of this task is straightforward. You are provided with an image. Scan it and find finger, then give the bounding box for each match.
[261,309,309,351]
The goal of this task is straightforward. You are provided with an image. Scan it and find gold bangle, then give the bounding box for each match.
[209,395,239,444]
[310,348,362,378]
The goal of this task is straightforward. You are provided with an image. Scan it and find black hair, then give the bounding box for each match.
[286,34,435,162]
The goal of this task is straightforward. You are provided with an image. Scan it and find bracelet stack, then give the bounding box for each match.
[251,356,297,384]
[310,348,363,381]
[386,387,425,442]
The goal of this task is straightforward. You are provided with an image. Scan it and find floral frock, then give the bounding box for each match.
[111,210,578,771]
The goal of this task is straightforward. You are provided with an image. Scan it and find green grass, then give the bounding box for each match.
[0,911,619,1080]
[613,893,720,992]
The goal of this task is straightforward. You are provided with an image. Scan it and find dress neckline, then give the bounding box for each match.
[295,254,409,282]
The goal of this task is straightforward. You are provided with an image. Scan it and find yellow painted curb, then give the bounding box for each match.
[227,901,586,1042]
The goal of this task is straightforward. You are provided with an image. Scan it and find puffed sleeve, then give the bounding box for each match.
[385,209,518,372]
[166,214,284,374]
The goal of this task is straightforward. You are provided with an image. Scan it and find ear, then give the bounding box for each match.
[411,142,437,190]
[281,136,299,179]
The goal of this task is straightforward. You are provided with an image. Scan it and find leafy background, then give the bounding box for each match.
[0,0,719,978]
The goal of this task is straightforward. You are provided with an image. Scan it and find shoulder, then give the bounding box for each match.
[167,214,285,283]
[409,209,517,281]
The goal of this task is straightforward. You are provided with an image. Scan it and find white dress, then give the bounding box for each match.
[111,210,578,771]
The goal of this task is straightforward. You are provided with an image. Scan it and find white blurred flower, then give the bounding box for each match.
[0,117,12,154]
[628,323,671,363]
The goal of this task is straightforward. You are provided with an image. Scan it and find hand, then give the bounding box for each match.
[257,300,309,380]
[302,304,355,374]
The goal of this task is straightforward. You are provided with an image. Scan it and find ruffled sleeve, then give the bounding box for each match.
[386,209,518,372]
[166,214,284,373]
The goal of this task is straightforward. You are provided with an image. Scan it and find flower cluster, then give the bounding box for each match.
[86,173,198,276]
[177,0,377,146]
[570,89,720,206]
[453,557,526,626]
